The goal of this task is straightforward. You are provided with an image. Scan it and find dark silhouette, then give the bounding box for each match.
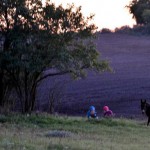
[141,99,150,126]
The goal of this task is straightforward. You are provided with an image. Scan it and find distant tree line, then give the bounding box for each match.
[0,0,109,114]
[100,0,150,35]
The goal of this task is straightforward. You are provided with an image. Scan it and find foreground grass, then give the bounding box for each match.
[0,114,150,150]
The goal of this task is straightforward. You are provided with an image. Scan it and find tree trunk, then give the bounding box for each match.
[30,85,36,112]
[24,70,29,113]
[29,75,40,113]
[0,30,10,106]
[0,71,4,106]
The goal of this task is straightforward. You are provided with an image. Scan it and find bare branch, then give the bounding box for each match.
[36,70,70,84]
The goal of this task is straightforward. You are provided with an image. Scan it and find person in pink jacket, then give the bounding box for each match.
[103,106,114,117]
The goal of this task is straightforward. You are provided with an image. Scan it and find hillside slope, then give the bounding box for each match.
[37,33,150,118]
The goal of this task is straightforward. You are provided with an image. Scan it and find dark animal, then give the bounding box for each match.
[141,99,150,126]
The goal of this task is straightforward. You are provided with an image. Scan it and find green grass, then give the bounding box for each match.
[0,113,150,150]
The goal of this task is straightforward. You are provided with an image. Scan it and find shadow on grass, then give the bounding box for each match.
[47,143,83,150]
[87,117,140,128]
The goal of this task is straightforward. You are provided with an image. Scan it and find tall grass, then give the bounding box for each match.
[0,114,150,150]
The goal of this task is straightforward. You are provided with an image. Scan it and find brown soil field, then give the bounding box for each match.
[37,33,150,118]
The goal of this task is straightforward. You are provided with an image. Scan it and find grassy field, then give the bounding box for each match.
[0,114,150,150]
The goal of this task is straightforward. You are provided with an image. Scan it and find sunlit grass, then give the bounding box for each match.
[0,114,150,150]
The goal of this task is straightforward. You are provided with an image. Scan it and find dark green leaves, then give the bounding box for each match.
[127,0,150,25]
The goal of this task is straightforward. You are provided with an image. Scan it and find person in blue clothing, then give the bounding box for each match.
[87,106,98,119]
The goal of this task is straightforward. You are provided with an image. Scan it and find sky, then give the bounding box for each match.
[43,0,136,31]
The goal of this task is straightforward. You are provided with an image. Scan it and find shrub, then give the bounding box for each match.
[100,28,112,34]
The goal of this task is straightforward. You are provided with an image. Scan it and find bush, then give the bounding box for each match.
[114,25,150,35]
[114,26,132,34]
[132,24,150,35]
[100,28,112,34]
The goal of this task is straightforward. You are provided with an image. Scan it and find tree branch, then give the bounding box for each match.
[36,65,89,84]
[36,70,70,84]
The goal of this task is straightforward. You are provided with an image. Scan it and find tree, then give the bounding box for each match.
[127,0,150,25]
[0,0,110,113]
[142,9,150,24]
[48,80,66,114]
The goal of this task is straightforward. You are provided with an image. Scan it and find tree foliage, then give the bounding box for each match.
[127,0,150,25]
[142,9,150,24]
[0,0,110,113]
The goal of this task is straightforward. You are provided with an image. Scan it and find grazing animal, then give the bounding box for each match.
[141,99,150,126]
